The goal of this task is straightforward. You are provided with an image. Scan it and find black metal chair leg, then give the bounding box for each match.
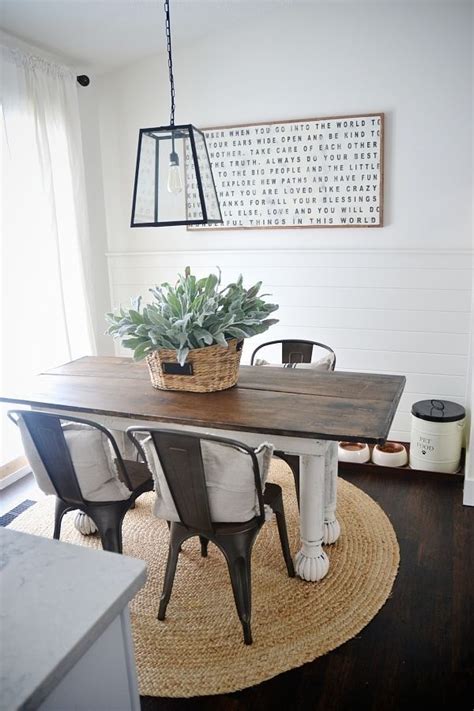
[101,525,123,553]
[270,491,295,578]
[87,503,128,554]
[166,521,183,552]
[217,530,257,645]
[274,452,300,509]
[158,524,187,621]
[53,498,73,540]
[228,554,253,645]
[199,535,209,557]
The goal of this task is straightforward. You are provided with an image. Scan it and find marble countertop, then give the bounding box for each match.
[0,528,147,711]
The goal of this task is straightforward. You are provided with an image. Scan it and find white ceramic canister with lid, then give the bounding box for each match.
[410,399,465,473]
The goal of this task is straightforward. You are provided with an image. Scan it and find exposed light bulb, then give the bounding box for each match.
[167,151,183,194]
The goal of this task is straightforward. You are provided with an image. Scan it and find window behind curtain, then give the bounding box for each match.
[0,43,95,468]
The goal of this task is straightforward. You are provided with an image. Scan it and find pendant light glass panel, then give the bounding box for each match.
[130,124,222,227]
[190,126,221,222]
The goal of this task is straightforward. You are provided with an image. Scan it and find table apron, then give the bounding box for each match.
[35,408,329,456]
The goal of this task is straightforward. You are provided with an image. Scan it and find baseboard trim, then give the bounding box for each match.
[0,465,31,491]
[462,479,474,506]
[0,455,27,481]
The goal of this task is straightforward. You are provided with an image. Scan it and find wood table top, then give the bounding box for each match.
[1,356,405,444]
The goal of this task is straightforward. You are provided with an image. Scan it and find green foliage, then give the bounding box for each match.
[106,267,279,365]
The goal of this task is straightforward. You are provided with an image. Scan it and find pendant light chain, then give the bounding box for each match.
[130,0,223,227]
[164,0,176,126]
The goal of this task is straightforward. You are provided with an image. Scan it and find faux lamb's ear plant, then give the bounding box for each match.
[106,267,279,365]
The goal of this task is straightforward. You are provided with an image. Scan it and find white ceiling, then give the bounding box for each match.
[0,0,274,72]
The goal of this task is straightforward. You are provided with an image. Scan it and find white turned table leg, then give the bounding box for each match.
[323,441,341,545]
[294,451,329,581]
[74,511,97,535]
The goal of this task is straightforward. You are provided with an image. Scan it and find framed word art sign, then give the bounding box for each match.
[186,113,384,230]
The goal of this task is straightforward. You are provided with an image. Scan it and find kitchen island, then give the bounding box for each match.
[1,528,146,710]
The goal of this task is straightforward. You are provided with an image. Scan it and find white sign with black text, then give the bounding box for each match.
[186,113,384,230]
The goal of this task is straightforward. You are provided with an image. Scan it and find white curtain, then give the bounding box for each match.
[0,41,96,466]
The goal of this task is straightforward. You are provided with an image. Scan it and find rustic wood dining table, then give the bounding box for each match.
[1,357,405,582]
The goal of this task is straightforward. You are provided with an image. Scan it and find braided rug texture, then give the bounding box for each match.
[10,459,399,697]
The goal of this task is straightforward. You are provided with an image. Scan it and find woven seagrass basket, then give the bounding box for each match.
[145,338,244,392]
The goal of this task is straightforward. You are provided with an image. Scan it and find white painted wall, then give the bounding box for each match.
[80,1,473,446]
[464,270,474,503]
[463,15,474,502]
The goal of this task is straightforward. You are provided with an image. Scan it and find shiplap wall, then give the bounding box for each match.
[107,248,472,443]
[88,3,472,449]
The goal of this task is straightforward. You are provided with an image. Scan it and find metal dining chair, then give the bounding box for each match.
[250,339,336,506]
[250,338,336,369]
[8,410,153,553]
[127,427,295,645]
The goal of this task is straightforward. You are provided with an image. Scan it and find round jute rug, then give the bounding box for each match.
[9,460,399,698]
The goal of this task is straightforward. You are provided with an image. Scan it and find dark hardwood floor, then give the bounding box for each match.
[141,467,473,711]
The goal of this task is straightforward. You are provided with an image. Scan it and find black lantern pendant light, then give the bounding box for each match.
[130,0,223,227]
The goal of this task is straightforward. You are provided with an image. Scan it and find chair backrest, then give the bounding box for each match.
[7,410,132,504]
[127,428,265,533]
[250,339,336,369]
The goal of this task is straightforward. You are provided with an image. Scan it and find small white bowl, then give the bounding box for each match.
[338,441,370,464]
[372,442,408,468]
